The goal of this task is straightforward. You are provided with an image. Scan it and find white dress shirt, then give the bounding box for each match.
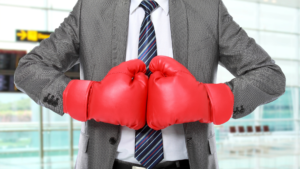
[116,0,189,164]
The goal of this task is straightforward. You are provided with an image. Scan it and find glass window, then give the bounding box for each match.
[42,107,70,159]
[73,128,80,162]
[0,131,40,156]
[260,32,298,60]
[48,10,70,32]
[246,30,259,41]
[299,88,300,118]
[43,154,72,168]
[42,107,69,123]
[298,8,300,34]
[261,120,294,131]
[275,61,299,86]
[259,4,298,33]
[0,6,47,42]
[0,41,38,52]
[73,130,80,149]
[216,65,235,83]
[47,0,78,11]
[43,131,69,149]
[261,0,300,8]
[0,93,40,158]
[215,120,256,141]
[0,0,47,8]
[262,87,294,119]
[0,93,40,124]
[73,119,81,153]
[298,33,300,59]
[223,0,259,29]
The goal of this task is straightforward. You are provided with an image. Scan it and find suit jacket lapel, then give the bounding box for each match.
[169,0,188,68]
[112,0,130,67]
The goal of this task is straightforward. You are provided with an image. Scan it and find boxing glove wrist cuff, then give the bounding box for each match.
[203,83,234,125]
[63,80,95,121]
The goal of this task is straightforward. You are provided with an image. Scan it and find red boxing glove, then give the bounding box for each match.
[63,59,148,130]
[147,56,234,130]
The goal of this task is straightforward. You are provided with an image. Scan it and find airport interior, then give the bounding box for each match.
[0,0,299,168]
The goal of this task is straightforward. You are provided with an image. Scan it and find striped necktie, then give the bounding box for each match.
[135,1,164,169]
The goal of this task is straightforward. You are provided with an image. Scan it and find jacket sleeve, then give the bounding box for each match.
[14,0,82,116]
[217,0,286,119]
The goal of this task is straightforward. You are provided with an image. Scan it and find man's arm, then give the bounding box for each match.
[218,0,286,119]
[14,0,82,116]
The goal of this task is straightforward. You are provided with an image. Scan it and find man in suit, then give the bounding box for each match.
[14,0,286,169]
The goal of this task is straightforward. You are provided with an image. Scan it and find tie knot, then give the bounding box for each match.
[139,0,159,14]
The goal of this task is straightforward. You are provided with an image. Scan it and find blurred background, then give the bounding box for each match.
[0,0,299,168]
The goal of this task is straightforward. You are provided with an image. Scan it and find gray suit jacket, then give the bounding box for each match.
[14,0,286,168]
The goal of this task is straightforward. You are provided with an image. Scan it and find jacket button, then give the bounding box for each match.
[47,95,55,105]
[240,105,245,113]
[109,137,117,145]
[43,93,51,102]
[52,98,59,107]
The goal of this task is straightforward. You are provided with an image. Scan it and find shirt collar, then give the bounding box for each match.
[130,0,169,16]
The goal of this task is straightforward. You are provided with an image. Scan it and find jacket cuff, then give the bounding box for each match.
[203,83,234,125]
[63,79,95,121]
